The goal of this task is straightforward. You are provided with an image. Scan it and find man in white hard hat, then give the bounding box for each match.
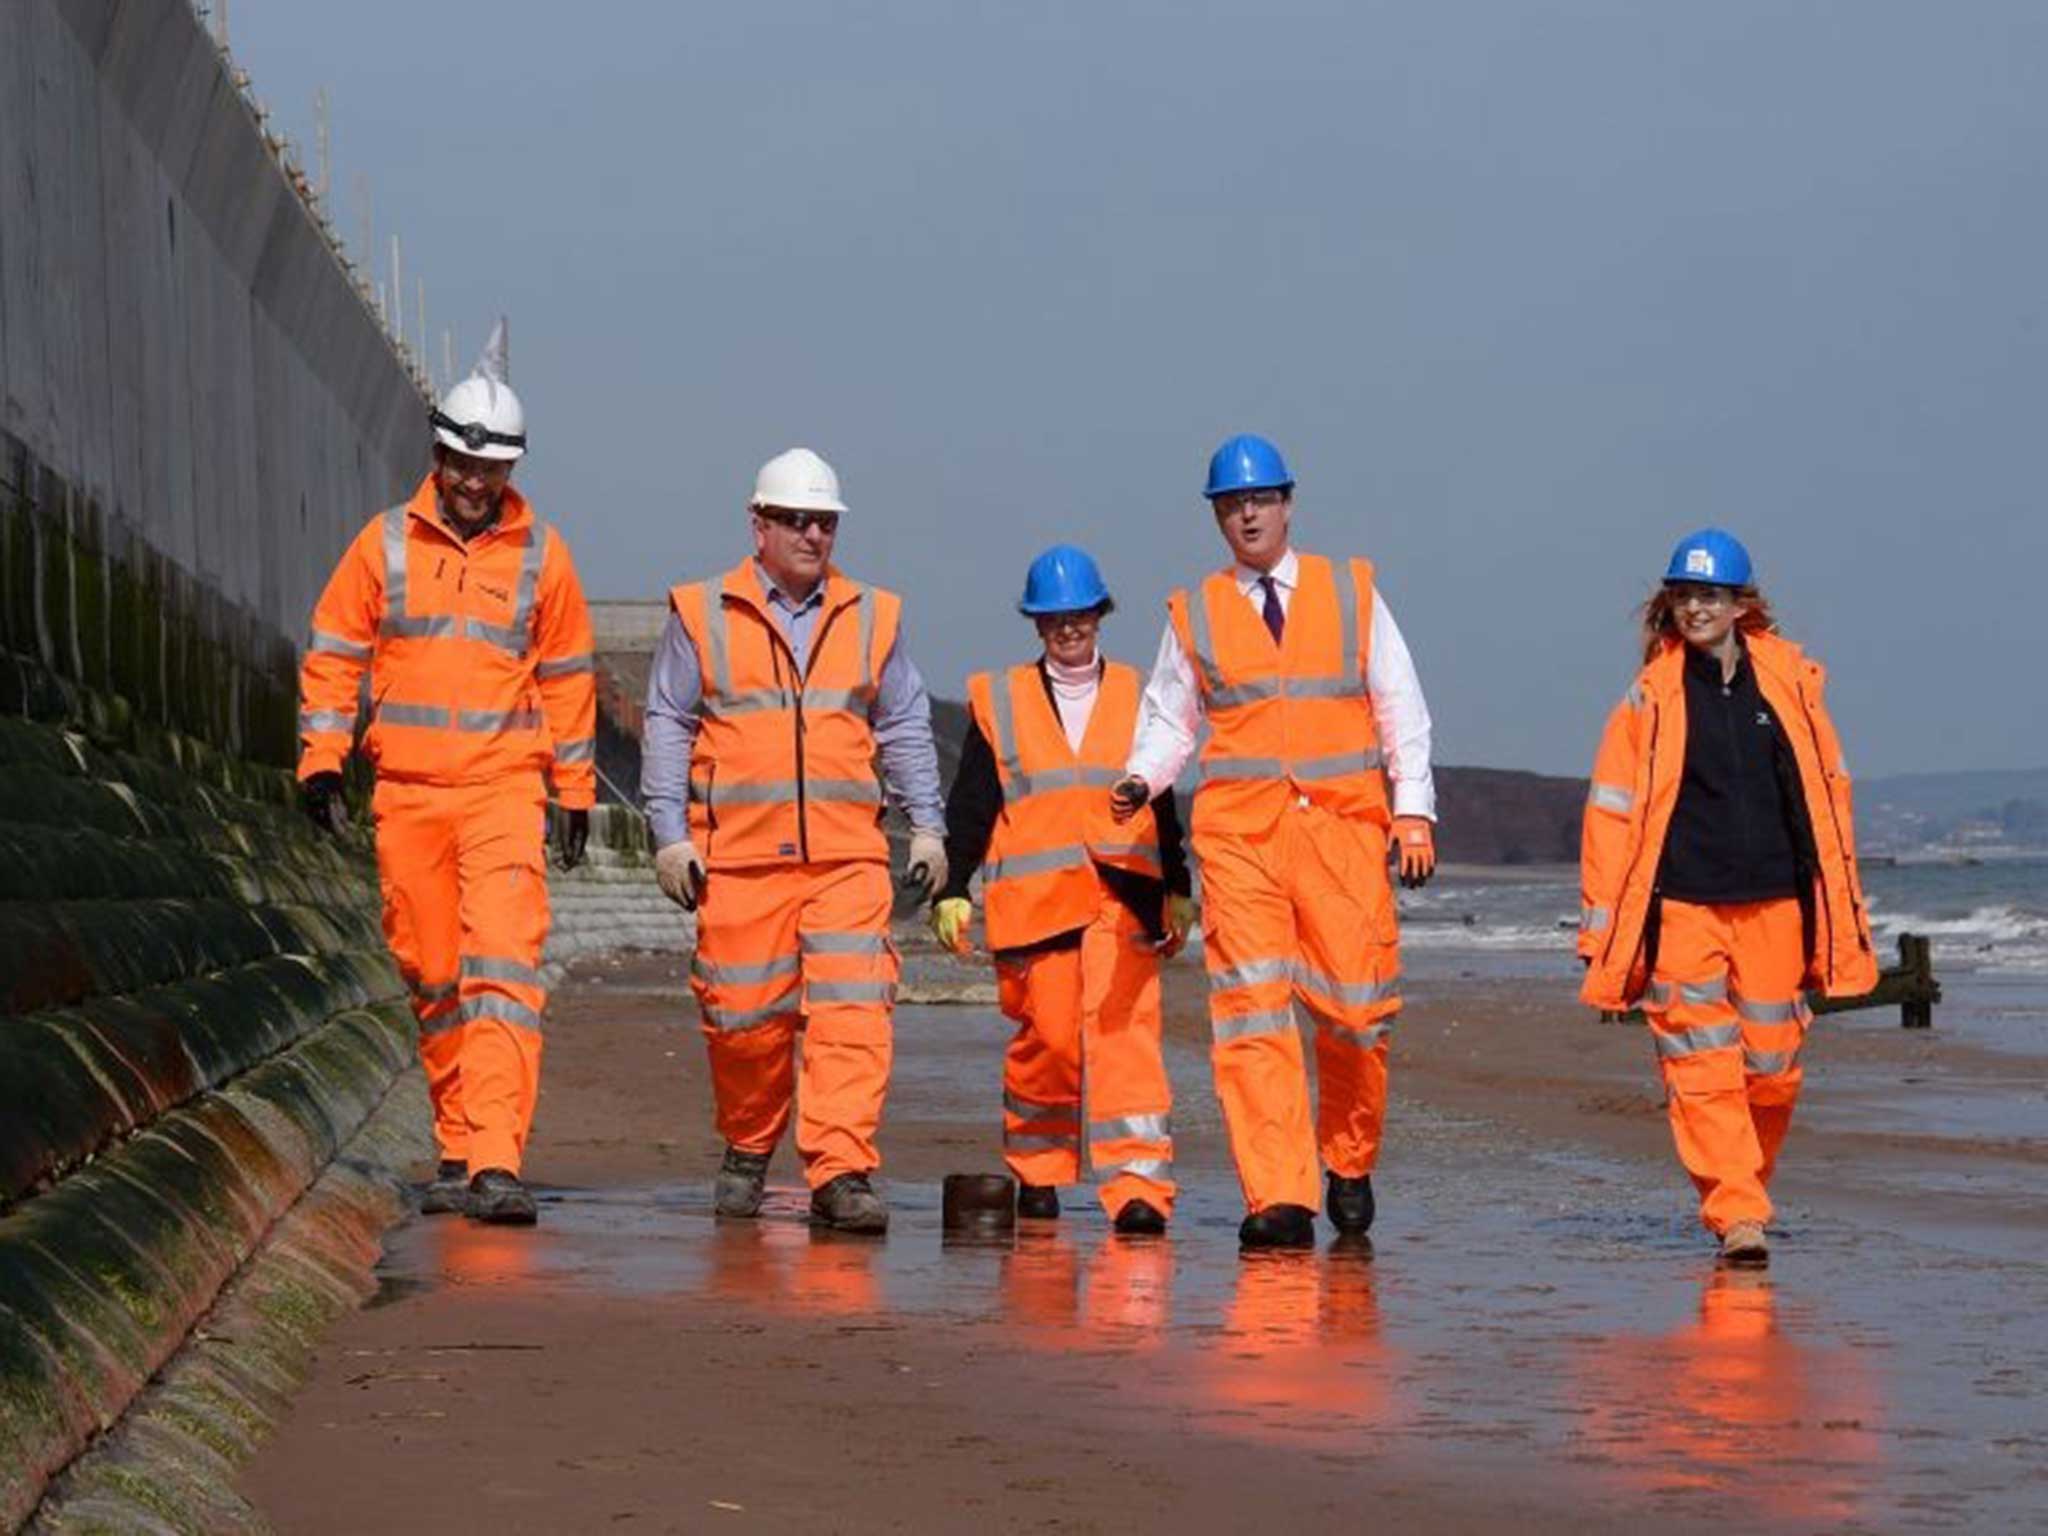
[298,319,597,1225]
[642,448,947,1234]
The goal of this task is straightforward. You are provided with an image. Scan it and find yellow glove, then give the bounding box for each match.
[1160,894,1197,958]
[930,896,974,955]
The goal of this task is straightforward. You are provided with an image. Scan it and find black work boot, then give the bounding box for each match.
[714,1147,771,1218]
[1325,1172,1375,1236]
[1238,1204,1316,1251]
[420,1159,468,1216]
[1017,1183,1061,1220]
[810,1172,889,1234]
[467,1168,538,1225]
[1113,1198,1168,1236]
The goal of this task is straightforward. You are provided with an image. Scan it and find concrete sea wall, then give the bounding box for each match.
[0,3,686,1528]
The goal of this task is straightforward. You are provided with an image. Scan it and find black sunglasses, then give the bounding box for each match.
[756,508,840,535]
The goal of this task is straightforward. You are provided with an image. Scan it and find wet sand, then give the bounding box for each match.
[239,933,2048,1534]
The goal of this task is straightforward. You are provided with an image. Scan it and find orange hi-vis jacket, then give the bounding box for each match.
[1578,630,1876,1010]
[670,560,901,870]
[297,477,598,807]
[966,660,1163,950]
[1167,552,1387,833]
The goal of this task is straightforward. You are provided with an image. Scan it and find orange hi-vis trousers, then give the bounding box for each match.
[1644,897,1811,1234]
[1197,801,1401,1214]
[373,776,550,1177]
[994,883,1176,1217]
[688,859,898,1187]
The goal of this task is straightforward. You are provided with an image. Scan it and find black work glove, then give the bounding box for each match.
[301,771,348,837]
[554,807,590,871]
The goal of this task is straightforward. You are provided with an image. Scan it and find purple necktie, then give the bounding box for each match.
[1258,575,1285,644]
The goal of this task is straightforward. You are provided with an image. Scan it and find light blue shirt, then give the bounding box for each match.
[641,562,945,850]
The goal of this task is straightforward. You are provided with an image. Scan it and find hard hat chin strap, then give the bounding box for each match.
[430,409,526,453]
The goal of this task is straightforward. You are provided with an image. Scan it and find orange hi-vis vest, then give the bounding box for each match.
[1166,552,1386,833]
[670,560,901,870]
[967,660,1163,950]
[297,476,598,806]
[1578,630,1877,1010]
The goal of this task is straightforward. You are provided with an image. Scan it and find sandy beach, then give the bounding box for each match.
[236,915,2048,1534]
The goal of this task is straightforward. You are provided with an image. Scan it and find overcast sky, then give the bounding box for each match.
[234,1,2048,778]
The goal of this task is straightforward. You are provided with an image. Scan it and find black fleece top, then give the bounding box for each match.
[1657,643,1810,904]
[939,662,1190,954]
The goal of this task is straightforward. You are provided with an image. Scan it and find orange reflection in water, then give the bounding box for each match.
[1571,1271,1885,1526]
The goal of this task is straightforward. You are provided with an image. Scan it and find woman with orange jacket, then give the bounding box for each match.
[1578,529,1876,1267]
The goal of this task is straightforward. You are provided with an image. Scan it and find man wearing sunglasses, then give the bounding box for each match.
[1109,433,1438,1251]
[296,322,597,1227]
[642,447,947,1234]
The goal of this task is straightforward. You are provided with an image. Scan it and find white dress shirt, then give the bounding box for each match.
[1125,547,1437,820]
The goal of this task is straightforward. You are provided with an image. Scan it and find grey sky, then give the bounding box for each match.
[234,1,2048,777]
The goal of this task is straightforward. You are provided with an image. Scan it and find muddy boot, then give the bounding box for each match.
[467,1168,538,1225]
[1017,1183,1061,1220]
[1325,1172,1375,1235]
[420,1160,468,1216]
[810,1172,889,1234]
[1113,1198,1167,1235]
[1238,1204,1315,1251]
[714,1147,771,1218]
[1718,1221,1769,1268]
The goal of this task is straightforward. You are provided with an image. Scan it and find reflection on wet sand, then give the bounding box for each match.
[1571,1269,1884,1527]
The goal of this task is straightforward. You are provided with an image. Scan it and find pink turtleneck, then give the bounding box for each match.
[1045,652,1100,751]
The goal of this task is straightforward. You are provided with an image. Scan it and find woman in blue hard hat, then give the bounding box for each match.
[1578,528,1876,1267]
[933,546,1193,1232]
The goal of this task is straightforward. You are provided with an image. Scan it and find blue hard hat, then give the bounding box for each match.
[1204,433,1294,499]
[1663,528,1753,588]
[1019,544,1112,615]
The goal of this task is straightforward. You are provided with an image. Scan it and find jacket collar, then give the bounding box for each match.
[405,474,533,544]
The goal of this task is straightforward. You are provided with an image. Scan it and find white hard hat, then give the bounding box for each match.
[431,317,525,461]
[749,447,846,514]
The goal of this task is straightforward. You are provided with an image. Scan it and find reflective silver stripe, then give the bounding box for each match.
[1005,1131,1080,1152]
[693,953,801,987]
[988,668,1021,789]
[982,844,1091,882]
[378,702,453,728]
[1209,678,1283,710]
[1313,1016,1392,1048]
[300,709,357,733]
[1581,905,1612,933]
[535,651,594,679]
[420,1012,464,1038]
[410,979,458,1004]
[1200,749,1383,784]
[704,578,734,698]
[1010,765,1127,798]
[1744,1048,1799,1076]
[1734,995,1806,1024]
[1681,977,1728,1006]
[555,737,596,764]
[802,687,863,713]
[459,996,544,1031]
[703,689,789,718]
[1209,957,1294,992]
[383,614,460,639]
[1091,1112,1170,1142]
[709,777,883,807]
[1107,1157,1173,1181]
[381,505,409,616]
[457,708,543,733]
[1287,674,1365,701]
[1213,1007,1293,1042]
[1588,782,1634,814]
[309,629,371,660]
[466,620,527,654]
[1626,682,1647,710]
[801,931,889,956]
[1181,584,1225,695]
[1651,1022,1742,1059]
[1090,839,1162,873]
[509,520,547,652]
[1333,556,1361,687]
[808,979,897,1005]
[853,585,876,691]
[1004,1092,1078,1126]
[461,956,545,987]
[1293,963,1401,1008]
[704,990,801,1032]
